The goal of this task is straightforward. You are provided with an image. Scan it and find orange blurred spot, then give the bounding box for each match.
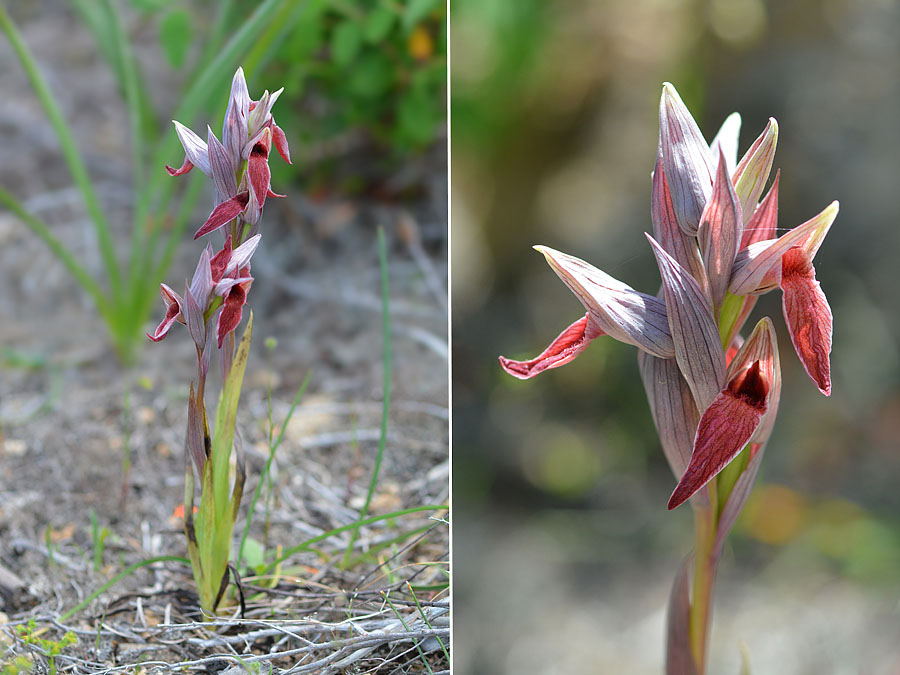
[407,26,433,61]
[173,504,198,519]
[742,484,807,545]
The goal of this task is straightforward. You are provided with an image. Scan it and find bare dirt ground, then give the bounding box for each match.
[0,6,448,673]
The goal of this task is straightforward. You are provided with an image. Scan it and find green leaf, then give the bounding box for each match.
[331,19,362,67]
[395,86,440,148]
[403,0,441,32]
[159,8,192,69]
[364,6,395,43]
[241,537,266,571]
[348,52,394,100]
[211,313,254,523]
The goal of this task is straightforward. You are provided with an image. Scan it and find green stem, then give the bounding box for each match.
[0,3,120,289]
[689,486,719,673]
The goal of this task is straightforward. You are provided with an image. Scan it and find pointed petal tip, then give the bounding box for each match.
[667,488,688,510]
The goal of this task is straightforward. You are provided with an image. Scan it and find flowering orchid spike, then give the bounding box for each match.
[698,147,742,310]
[499,314,605,379]
[647,235,725,412]
[535,245,675,358]
[659,83,715,236]
[733,118,778,225]
[668,318,777,509]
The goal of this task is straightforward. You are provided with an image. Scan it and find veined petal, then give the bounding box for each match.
[500,314,604,380]
[638,351,700,479]
[736,317,782,445]
[210,235,233,282]
[647,235,726,412]
[659,83,715,236]
[536,246,675,358]
[733,118,777,224]
[781,247,832,395]
[147,283,184,341]
[165,157,194,176]
[730,199,838,295]
[651,153,707,290]
[189,246,214,304]
[798,200,840,262]
[194,192,250,239]
[668,360,768,509]
[740,171,779,248]
[214,275,253,296]
[247,89,272,134]
[170,121,210,176]
[273,124,291,164]
[223,67,250,167]
[227,233,261,275]
[248,127,272,209]
[184,283,206,351]
[698,147,742,310]
[217,283,248,348]
[710,111,741,175]
[207,126,237,201]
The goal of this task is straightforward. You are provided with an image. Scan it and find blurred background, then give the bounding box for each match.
[451,0,900,672]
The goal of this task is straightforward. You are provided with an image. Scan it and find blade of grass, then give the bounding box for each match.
[0,187,108,314]
[342,226,392,566]
[237,371,312,570]
[407,581,450,663]
[383,591,435,675]
[58,555,189,622]
[0,3,119,289]
[262,505,447,576]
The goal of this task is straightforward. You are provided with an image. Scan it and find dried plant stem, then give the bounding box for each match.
[689,490,719,674]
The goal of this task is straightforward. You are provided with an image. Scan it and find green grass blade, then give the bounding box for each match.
[383,591,435,675]
[237,371,312,570]
[0,3,120,289]
[408,581,450,662]
[0,186,108,316]
[262,505,448,576]
[343,227,392,565]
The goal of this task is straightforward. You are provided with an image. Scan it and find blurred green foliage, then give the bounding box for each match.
[240,0,447,183]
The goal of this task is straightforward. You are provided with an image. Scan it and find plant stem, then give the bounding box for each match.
[689,485,719,673]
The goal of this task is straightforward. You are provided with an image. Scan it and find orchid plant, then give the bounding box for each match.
[149,67,290,615]
[499,83,837,673]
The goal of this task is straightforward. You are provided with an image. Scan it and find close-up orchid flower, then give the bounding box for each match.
[499,83,837,673]
[150,66,290,616]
